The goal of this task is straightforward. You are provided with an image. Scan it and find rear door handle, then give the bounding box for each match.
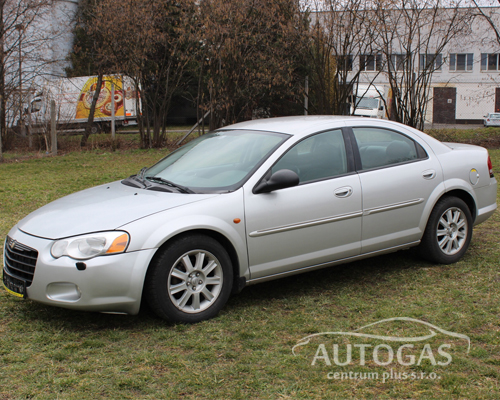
[334,186,353,198]
[422,170,436,180]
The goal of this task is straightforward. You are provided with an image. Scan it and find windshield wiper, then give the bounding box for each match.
[145,176,195,194]
[122,167,148,188]
[137,167,148,182]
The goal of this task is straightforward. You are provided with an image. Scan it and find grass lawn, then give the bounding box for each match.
[0,134,499,399]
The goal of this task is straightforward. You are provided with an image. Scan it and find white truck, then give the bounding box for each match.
[28,75,140,133]
[351,84,391,119]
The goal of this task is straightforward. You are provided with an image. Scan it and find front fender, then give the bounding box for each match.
[119,190,250,280]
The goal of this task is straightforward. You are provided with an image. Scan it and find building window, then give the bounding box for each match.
[419,53,443,70]
[449,53,473,71]
[336,55,353,72]
[390,54,407,71]
[360,54,383,71]
[481,53,499,71]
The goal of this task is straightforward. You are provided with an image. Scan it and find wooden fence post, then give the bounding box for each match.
[51,100,57,156]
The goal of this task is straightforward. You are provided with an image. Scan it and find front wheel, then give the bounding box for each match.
[419,196,473,264]
[145,235,233,323]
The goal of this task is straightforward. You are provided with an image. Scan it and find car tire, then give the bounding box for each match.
[145,234,233,323]
[419,196,473,264]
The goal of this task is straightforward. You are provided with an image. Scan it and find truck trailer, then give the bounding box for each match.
[29,75,140,133]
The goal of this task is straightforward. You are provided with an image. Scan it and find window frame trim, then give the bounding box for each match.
[360,54,384,72]
[419,53,443,71]
[449,52,474,72]
[480,53,499,71]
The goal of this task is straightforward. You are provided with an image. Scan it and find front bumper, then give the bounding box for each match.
[3,227,157,315]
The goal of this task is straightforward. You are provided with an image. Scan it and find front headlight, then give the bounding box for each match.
[51,231,130,260]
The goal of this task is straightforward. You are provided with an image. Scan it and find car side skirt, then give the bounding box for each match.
[246,241,421,285]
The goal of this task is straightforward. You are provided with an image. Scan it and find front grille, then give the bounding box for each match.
[4,236,38,286]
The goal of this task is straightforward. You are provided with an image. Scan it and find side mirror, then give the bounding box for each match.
[253,169,299,194]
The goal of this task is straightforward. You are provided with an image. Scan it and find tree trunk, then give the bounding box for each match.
[0,2,6,154]
[80,73,103,147]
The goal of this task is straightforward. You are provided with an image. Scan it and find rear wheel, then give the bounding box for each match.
[145,235,233,323]
[419,196,473,264]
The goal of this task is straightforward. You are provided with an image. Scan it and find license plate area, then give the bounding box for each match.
[2,270,27,298]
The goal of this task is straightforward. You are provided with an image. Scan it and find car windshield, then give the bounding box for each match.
[357,97,380,109]
[489,113,500,118]
[144,129,288,193]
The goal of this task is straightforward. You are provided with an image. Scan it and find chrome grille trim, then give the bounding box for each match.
[4,236,38,286]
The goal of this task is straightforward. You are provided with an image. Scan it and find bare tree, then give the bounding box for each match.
[308,0,381,115]
[66,0,108,146]
[470,0,500,45]
[374,0,473,129]
[0,0,56,154]
[87,0,198,148]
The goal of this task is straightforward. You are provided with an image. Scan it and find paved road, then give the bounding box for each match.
[424,123,483,130]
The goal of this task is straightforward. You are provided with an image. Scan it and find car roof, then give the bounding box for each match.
[220,115,452,155]
[221,115,408,137]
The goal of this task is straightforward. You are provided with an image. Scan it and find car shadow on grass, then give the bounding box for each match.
[226,248,429,308]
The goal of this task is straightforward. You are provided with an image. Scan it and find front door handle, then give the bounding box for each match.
[334,186,353,198]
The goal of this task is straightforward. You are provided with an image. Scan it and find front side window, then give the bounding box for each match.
[353,127,425,170]
[449,53,473,71]
[272,130,347,184]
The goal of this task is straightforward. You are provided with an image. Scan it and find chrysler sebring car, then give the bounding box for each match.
[3,116,497,323]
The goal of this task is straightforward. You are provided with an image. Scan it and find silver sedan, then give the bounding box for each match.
[484,113,500,127]
[3,116,497,322]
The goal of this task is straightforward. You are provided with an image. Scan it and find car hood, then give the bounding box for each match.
[18,181,217,239]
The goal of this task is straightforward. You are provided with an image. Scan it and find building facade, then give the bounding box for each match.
[326,6,500,124]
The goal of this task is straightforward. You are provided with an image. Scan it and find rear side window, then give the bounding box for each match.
[353,127,426,170]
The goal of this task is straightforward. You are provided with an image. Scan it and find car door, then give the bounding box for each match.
[349,125,443,254]
[244,129,362,280]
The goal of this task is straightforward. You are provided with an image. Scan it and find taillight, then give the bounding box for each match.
[488,154,494,178]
